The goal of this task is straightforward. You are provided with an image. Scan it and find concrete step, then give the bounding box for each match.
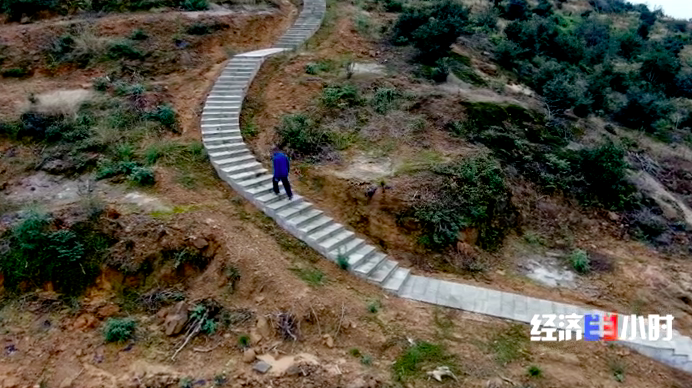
[201,117,238,125]
[382,267,411,293]
[367,259,398,284]
[201,124,240,132]
[203,106,241,112]
[343,244,376,268]
[206,142,247,151]
[236,174,273,189]
[256,191,286,205]
[266,196,304,213]
[203,130,241,138]
[289,209,325,228]
[354,252,387,277]
[318,230,355,252]
[204,136,243,144]
[208,148,249,159]
[309,222,344,243]
[202,112,241,120]
[214,154,256,167]
[277,201,313,219]
[328,237,365,261]
[228,168,268,181]
[295,213,330,232]
[221,161,262,175]
[247,182,277,196]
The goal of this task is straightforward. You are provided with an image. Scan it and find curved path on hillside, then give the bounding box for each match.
[198,0,692,374]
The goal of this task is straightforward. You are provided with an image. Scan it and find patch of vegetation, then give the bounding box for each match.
[182,0,208,11]
[237,334,251,348]
[130,29,149,40]
[488,324,529,365]
[321,84,362,109]
[1,67,30,78]
[336,253,350,270]
[304,60,334,75]
[569,249,591,274]
[0,210,111,295]
[225,264,241,292]
[392,341,458,382]
[103,318,136,343]
[360,355,373,365]
[371,87,400,114]
[349,348,361,357]
[276,113,332,157]
[608,358,626,382]
[163,247,210,270]
[290,266,326,286]
[107,40,144,61]
[191,303,218,335]
[241,121,259,139]
[367,300,381,313]
[186,21,228,35]
[179,377,194,388]
[527,365,542,377]
[392,0,469,62]
[408,155,515,250]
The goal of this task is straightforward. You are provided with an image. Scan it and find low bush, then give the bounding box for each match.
[107,41,144,60]
[128,166,156,185]
[371,87,400,114]
[103,318,136,342]
[411,156,515,250]
[392,0,469,61]
[182,0,208,10]
[2,67,30,78]
[0,0,58,21]
[130,29,149,40]
[393,341,457,382]
[0,210,109,294]
[147,104,177,128]
[321,84,361,109]
[569,249,590,274]
[276,114,331,156]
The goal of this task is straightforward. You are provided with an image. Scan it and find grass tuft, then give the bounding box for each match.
[393,341,457,381]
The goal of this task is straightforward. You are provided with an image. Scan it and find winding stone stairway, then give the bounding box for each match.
[200,0,692,375]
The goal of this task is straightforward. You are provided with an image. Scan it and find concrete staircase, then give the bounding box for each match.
[199,0,692,375]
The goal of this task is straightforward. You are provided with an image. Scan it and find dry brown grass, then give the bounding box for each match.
[29,89,94,118]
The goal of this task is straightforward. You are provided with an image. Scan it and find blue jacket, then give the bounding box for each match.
[272,152,290,178]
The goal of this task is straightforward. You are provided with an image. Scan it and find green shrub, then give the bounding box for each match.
[527,365,542,377]
[128,166,156,185]
[0,0,58,21]
[471,7,498,30]
[504,0,529,20]
[367,300,380,313]
[577,141,632,209]
[190,304,217,334]
[412,156,513,250]
[93,76,111,91]
[107,41,144,60]
[371,88,399,114]
[380,0,402,12]
[1,67,30,78]
[130,29,148,40]
[392,0,469,61]
[186,22,213,35]
[182,0,208,10]
[276,114,331,156]
[0,211,108,294]
[569,249,590,274]
[321,84,361,109]
[148,104,177,128]
[393,341,457,381]
[103,318,136,342]
[237,334,251,348]
[336,253,350,270]
[360,355,373,365]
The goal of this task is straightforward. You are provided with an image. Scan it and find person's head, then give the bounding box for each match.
[272,145,283,154]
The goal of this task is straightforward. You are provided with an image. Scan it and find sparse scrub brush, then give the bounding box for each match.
[103,318,136,342]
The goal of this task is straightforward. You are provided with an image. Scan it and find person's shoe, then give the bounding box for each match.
[288,196,293,201]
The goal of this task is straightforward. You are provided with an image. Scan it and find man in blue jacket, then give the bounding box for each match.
[272,146,293,200]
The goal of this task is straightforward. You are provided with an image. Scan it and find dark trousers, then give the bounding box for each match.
[273,176,293,198]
